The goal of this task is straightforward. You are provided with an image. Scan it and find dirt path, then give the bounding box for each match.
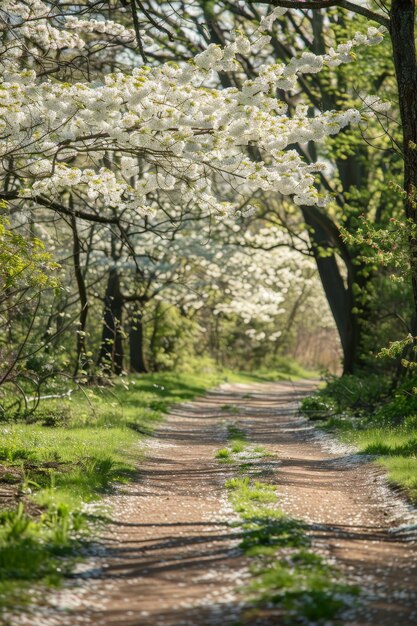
[13,381,417,626]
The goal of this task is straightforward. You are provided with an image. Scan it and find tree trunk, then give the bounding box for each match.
[97,267,124,375]
[390,0,417,319]
[301,206,358,374]
[129,305,148,373]
[302,11,370,374]
[70,213,89,376]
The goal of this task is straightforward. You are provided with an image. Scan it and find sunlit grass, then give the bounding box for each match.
[322,415,417,502]
[223,472,357,621]
[225,362,318,384]
[0,369,222,615]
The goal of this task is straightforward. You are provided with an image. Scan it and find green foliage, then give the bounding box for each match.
[301,374,390,419]
[0,502,85,612]
[146,303,201,371]
[341,216,414,279]
[300,396,336,420]
[375,390,417,424]
[0,211,60,294]
[0,211,62,391]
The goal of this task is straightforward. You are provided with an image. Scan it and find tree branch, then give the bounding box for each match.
[0,191,121,225]
[249,0,390,28]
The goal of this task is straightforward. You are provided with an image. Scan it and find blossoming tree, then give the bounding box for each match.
[0,0,386,382]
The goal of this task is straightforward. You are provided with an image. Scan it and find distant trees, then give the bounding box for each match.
[131,0,399,373]
[253,0,417,360]
[0,0,401,407]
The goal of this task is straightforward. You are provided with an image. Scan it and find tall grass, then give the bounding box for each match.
[323,415,417,501]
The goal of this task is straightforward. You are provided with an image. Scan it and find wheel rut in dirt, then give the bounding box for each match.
[17,380,417,626]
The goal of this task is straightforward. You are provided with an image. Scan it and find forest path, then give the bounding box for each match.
[18,381,417,626]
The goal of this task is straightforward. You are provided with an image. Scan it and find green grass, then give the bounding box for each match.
[224,473,357,623]
[220,404,241,414]
[0,358,313,617]
[216,429,357,623]
[0,369,222,616]
[227,424,246,440]
[0,501,85,610]
[225,362,318,384]
[303,373,417,503]
[321,414,417,502]
[215,421,268,468]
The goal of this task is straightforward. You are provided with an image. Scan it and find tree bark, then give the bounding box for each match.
[70,213,89,376]
[97,267,124,375]
[390,0,417,320]
[301,206,358,374]
[149,301,162,372]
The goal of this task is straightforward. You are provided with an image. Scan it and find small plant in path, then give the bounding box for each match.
[216,424,358,623]
[216,421,269,469]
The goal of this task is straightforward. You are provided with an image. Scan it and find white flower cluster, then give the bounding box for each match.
[64,16,135,43]
[0,4,386,218]
[362,95,391,115]
[0,0,135,59]
[1,0,84,51]
[86,208,328,348]
[259,7,288,32]
[204,227,316,327]
[324,27,386,68]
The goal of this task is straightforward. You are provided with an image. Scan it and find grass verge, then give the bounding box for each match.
[224,359,318,384]
[0,369,222,616]
[318,415,417,503]
[300,374,417,503]
[216,422,358,624]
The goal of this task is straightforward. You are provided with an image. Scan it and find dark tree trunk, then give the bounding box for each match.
[302,11,371,374]
[390,0,417,319]
[70,213,89,376]
[97,268,124,375]
[333,147,372,374]
[301,206,358,374]
[129,305,148,373]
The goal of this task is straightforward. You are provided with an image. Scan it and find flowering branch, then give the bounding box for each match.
[249,0,390,28]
